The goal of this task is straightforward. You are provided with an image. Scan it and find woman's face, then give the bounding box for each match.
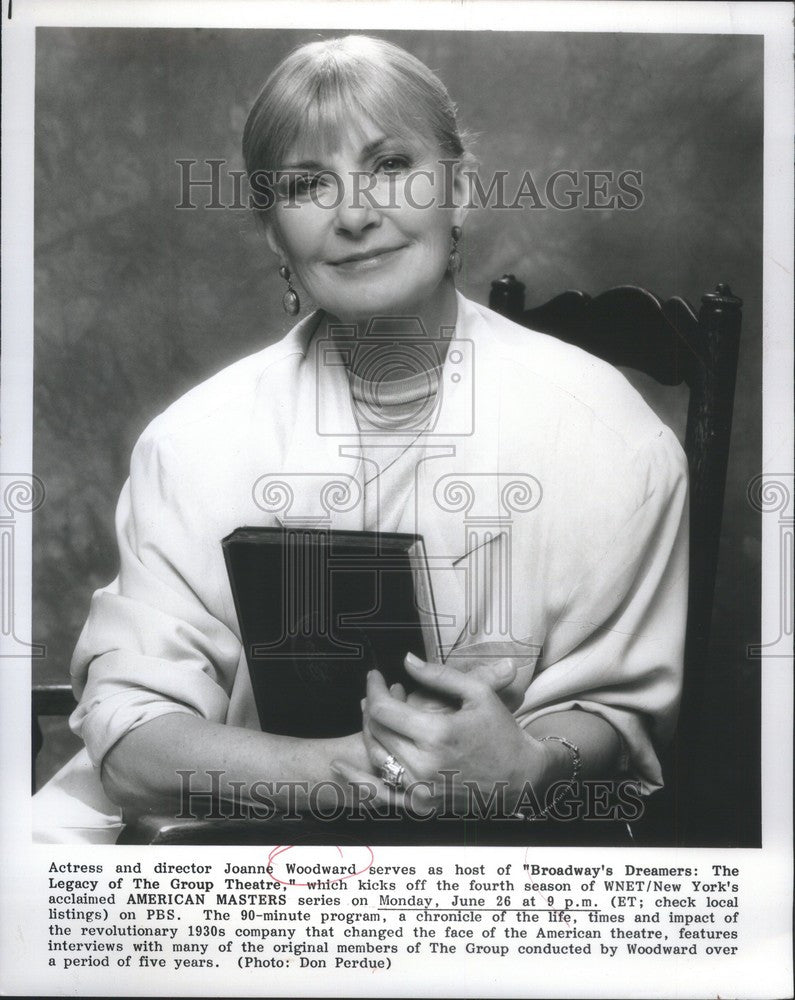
[265,115,466,323]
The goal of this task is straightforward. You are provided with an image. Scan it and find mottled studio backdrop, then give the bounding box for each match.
[34,28,762,842]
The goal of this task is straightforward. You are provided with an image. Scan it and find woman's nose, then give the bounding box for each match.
[332,172,382,236]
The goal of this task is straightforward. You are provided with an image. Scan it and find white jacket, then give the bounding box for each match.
[70,292,688,794]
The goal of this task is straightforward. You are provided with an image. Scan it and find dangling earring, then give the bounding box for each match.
[448,226,462,275]
[279,264,300,316]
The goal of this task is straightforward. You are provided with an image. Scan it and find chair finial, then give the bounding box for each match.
[490,275,526,317]
[702,283,743,309]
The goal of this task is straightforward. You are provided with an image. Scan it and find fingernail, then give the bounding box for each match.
[405,652,423,667]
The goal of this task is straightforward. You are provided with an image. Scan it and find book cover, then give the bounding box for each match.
[223,526,442,738]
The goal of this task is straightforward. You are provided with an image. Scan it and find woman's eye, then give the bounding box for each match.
[291,174,320,196]
[281,172,329,199]
[376,156,411,175]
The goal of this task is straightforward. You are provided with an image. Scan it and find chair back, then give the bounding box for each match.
[489,276,743,843]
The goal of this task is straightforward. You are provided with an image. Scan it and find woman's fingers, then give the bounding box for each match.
[473,656,518,691]
[366,669,447,742]
[365,714,426,770]
[363,678,430,780]
[361,714,386,766]
[401,652,489,702]
[445,650,518,687]
[406,689,456,713]
[330,757,407,811]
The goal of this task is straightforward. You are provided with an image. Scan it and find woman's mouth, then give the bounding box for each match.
[328,245,407,271]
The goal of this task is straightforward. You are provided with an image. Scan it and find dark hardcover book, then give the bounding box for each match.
[223,527,442,738]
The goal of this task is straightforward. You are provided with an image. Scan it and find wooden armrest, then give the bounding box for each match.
[33,683,77,716]
[116,811,632,846]
[32,683,79,791]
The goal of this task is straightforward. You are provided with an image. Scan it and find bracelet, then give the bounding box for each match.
[538,735,581,817]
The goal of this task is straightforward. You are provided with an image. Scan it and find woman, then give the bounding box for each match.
[36,34,688,841]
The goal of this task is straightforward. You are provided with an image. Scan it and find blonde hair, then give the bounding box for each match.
[243,35,470,202]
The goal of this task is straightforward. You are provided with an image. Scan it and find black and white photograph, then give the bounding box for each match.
[2,2,792,997]
[29,22,763,848]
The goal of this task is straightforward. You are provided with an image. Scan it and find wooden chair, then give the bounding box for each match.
[32,682,76,793]
[33,278,742,846]
[488,276,743,845]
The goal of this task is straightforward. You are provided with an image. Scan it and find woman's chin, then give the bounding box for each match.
[318,284,445,324]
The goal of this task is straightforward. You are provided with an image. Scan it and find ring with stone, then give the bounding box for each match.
[380,754,406,791]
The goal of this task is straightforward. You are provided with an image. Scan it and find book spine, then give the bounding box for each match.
[409,539,444,664]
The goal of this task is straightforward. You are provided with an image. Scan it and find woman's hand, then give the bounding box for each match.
[333,653,556,815]
[397,649,525,714]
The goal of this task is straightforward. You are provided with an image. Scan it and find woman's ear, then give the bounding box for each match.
[263,221,286,262]
[449,158,472,230]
